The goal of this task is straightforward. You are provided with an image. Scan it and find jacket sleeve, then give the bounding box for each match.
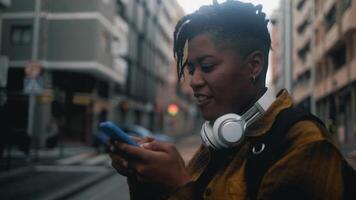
[127,178,170,200]
[257,139,344,200]
[128,145,207,200]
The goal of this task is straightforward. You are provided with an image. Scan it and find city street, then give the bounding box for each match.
[1,132,356,200]
[0,134,201,200]
[66,174,130,200]
[1,0,356,199]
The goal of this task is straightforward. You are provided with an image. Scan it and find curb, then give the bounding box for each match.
[39,169,116,200]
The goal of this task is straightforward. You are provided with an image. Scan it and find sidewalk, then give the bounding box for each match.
[0,144,115,200]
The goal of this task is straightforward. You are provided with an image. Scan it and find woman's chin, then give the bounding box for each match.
[201,110,220,122]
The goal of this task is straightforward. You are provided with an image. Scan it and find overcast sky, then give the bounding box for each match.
[177,0,280,17]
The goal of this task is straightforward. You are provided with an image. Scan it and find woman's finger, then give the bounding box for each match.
[130,135,142,143]
[137,136,155,145]
[111,160,130,176]
[141,140,173,152]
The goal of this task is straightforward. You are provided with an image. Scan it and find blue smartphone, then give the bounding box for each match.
[97,121,139,147]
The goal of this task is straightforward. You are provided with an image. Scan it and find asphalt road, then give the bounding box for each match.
[64,134,202,200]
[66,174,129,200]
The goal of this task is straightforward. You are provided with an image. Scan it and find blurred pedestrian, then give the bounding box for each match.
[109,1,355,199]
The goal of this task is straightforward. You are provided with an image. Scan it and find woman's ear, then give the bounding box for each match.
[246,50,264,79]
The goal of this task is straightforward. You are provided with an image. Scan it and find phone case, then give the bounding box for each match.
[98,121,139,147]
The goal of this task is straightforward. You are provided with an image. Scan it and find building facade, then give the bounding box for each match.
[272,0,356,145]
[1,0,188,147]
[313,0,356,145]
[116,0,195,136]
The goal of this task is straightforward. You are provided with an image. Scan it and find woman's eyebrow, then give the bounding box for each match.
[185,55,215,66]
[197,55,214,62]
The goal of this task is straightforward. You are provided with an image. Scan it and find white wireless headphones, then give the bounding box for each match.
[200,88,276,150]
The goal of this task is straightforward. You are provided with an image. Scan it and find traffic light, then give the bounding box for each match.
[167,103,179,116]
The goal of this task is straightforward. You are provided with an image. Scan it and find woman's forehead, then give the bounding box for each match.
[187,38,219,61]
[187,33,237,61]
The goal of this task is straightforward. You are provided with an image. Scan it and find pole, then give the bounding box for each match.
[310,0,316,114]
[28,0,41,161]
[283,0,292,92]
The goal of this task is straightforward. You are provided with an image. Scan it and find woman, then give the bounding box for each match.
[110,1,351,199]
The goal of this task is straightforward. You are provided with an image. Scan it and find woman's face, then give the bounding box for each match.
[187,33,256,121]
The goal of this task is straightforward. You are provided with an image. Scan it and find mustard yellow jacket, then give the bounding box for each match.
[130,90,344,200]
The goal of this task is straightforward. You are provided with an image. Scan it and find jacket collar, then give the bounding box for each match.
[246,89,293,137]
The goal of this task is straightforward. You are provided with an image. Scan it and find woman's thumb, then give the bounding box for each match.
[141,141,166,152]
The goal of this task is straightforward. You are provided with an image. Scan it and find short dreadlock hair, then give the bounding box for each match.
[173,0,271,81]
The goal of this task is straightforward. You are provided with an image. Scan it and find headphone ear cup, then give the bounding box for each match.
[200,122,210,147]
[213,113,245,146]
[201,121,219,150]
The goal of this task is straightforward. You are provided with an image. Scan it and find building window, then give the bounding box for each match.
[298,41,310,63]
[325,5,336,32]
[297,19,310,35]
[330,44,346,70]
[10,25,32,45]
[297,0,306,11]
[342,0,352,10]
[341,0,352,14]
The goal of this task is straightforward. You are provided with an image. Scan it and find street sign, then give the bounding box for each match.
[24,60,42,78]
[24,78,42,95]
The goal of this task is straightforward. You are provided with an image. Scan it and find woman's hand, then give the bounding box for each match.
[115,139,191,192]
[109,136,153,177]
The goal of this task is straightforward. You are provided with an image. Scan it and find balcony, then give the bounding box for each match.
[333,64,349,90]
[294,53,313,81]
[322,0,336,16]
[315,60,354,100]
[325,24,339,52]
[342,1,356,35]
[295,3,311,30]
[295,28,311,53]
[315,74,333,100]
[293,81,311,103]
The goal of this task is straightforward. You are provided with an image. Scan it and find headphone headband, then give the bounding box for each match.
[201,88,276,150]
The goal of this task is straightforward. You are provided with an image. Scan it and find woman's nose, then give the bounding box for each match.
[190,68,205,90]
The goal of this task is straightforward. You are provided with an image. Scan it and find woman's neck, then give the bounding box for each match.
[242,86,267,114]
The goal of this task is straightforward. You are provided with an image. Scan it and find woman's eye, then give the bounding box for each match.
[201,64,215,72]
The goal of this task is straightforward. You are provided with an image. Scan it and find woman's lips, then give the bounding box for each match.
[195,95,212,106]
